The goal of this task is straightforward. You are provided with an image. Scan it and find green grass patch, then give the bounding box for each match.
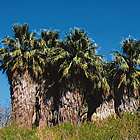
[0,112,139,140]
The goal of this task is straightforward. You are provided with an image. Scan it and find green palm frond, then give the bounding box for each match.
[53,28,100,79]
[0,24,46,78]
[108,37,140,97]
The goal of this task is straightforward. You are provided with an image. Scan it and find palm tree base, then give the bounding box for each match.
[91,98,115,121]
[115,94,139,114]
[10,72,37,127]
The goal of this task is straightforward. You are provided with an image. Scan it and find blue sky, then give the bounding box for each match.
[0,0,140,107]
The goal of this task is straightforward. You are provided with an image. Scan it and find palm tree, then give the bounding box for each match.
[86,60,112,121]
[0,24,44,127]
[107,37,140,114]
[35,29,60,127]
[51,28,107,125]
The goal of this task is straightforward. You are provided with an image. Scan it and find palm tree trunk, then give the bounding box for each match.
[87,93,115,121]
[37,80,84,128]
[91,98,115,121]
[37,80,56,128]
[114,86,139,114]
[115,93,139,114]
[10,71,37,127]
[57,81,84,125]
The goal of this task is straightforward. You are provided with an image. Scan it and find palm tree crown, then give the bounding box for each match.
[108,37,140,96]
[52,28,100,79]
[0,24,44,79]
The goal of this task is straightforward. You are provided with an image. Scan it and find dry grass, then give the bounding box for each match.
[0,112,139,140]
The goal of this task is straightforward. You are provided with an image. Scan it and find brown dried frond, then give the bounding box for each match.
[118,75,125,89]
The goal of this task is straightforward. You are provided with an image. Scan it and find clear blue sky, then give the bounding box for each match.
[0,0,140,107]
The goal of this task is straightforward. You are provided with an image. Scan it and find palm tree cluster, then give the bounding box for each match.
[0,24,139,128]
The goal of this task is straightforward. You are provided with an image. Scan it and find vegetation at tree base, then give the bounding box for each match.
[0,112,139,139]
[0,24,139,129]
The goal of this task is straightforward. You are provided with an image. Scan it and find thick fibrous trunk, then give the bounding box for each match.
[10,72,37,127]
[88,93,139,122]
[113,85,139,114]
[114,93,139,114]
[37,79,85,128]
[58,84,84,125]
[91,98,115,121]
[87,93,115,121]
[37,80,57,128]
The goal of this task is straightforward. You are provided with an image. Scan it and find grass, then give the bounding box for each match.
[0,112,139,140]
